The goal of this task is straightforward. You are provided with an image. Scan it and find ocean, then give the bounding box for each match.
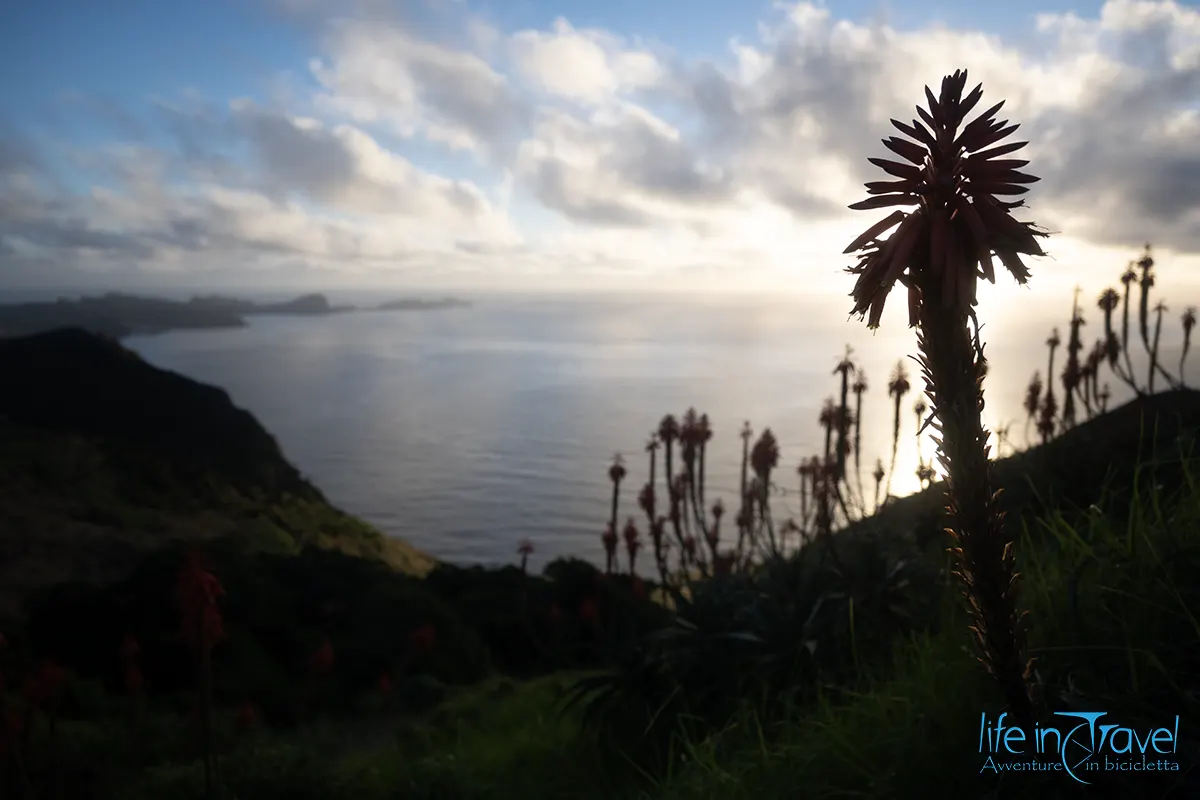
[99,291,1171,574]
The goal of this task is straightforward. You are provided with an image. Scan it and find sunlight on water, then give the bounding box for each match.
[123,293,1184,573]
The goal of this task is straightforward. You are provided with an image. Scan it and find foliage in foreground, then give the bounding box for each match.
[4,442,1198,799]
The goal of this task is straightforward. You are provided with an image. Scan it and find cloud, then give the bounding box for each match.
[1,99,520,282]
[2,0,1199,292]
[516,103,739,228]
[510,18,663,104]
[310,18,526,154]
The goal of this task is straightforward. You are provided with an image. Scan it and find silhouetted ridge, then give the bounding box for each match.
[850,388,1200,547]
[0,327,318,500]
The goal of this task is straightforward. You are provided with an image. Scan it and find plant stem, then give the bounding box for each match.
[916,299,1035,734]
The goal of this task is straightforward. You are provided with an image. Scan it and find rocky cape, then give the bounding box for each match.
[0,327,434,620]
[0,292,472,339]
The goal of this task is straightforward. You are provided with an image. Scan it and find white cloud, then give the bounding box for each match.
[310,19,524,153]
[3,0,1199,294]
[510,18,663,104]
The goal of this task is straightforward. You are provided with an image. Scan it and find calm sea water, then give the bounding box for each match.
[110,292,1161,573]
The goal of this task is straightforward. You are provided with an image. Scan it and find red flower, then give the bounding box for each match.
[637,483,656,518]
[310,638,335,675]
[25,660,67,708]
[601,524,618,558]
[631,576,647,599]
[124,664,144,694]
[579,596,599,625]
[175,551,225,653]
[608,456,627,485]
[844,69,1048,328]
[234,702,259,732]
[120,633,141,662]
[377,672,393,695]
[408,622,437,655]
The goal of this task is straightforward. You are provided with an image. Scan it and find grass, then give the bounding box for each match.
[651,451,1200,799]
[9,448,1197,799]
[79,673,618,800]
[0,418,432,619]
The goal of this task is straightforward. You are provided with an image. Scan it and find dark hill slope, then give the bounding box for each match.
[0,328,432,619]
[0,328,314,499]
[848,388,1200,549]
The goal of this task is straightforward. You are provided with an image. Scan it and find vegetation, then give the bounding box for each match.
[2,70,1200,799]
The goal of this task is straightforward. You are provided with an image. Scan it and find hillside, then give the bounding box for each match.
[0,334,1196,799]
[0,327,434,619]
[845,388,1200,550]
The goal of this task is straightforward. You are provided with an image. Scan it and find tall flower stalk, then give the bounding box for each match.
[852,370,868,506]
[1022,372,1041,444]
[1119,264,1140,393]
[1061,294,1084,430]
[1150,301,1167,394]
[884,362,910,502]
[175,551,225,800]
[1182,307,1197,387]
[844,70,1046,732]
[1137,244,1154,354]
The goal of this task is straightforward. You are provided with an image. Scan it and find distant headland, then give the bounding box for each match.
[0,291,473,339]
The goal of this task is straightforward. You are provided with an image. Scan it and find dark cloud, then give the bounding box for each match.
[525,159,654,227]
[1026,63,1200,250]
[235,106,358,200]
[9,217,157,258]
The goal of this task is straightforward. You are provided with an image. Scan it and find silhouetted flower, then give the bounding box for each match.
[124,664,144,694]
[25,660,67,709]
[1098,287,1120,362]
[578,597,599,625]
[608,456,626,485]
[175,551,225,654]
[517,539,534,574]
[120,633,140,662]
[601,523,618,574]
[750,429,780,478]
[408,622,437,655]
[1023,373,1042,421]
[622,518,641,573]
[310,638,335,675]
[844,69,1048,328]
[1180,306,1197,386]
[1137,244,1155,349]
[637,483,656,518]
[846,69,1043,733]
[658,416,679,445]
[235,702,259,732]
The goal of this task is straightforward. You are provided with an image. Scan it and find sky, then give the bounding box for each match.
[0,0,1198,308]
